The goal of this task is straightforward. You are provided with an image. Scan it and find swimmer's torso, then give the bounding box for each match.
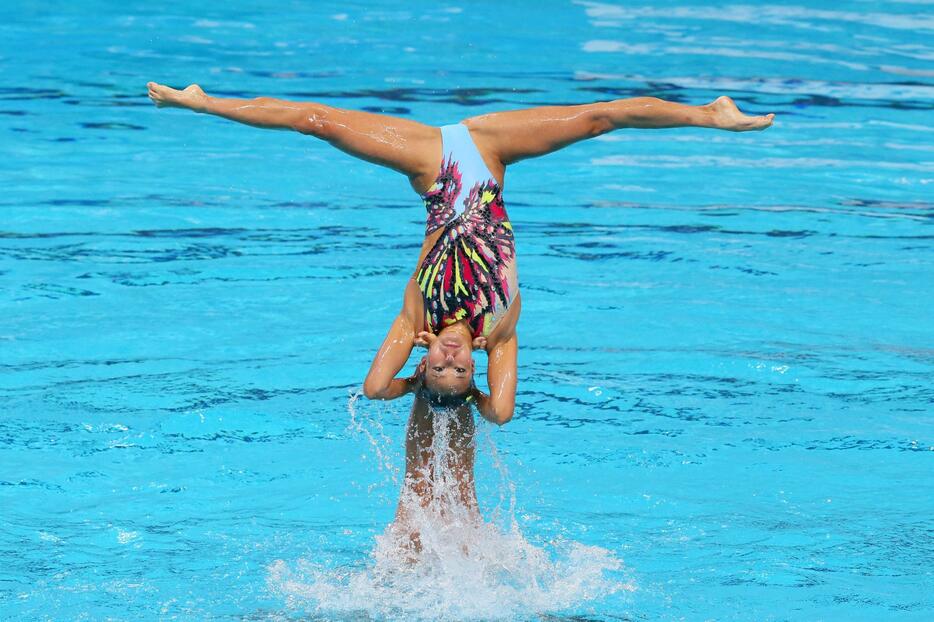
[414,123,519,339]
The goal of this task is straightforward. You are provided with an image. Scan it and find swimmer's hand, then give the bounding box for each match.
[414,331,435,348]
[147,82,209,113]
[706,96,774,131]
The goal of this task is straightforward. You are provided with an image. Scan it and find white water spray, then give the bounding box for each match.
[267,392,631,621]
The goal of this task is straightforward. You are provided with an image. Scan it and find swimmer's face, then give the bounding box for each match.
[423,328,474,396]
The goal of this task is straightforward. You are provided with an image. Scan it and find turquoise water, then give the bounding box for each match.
[2,1,933,620]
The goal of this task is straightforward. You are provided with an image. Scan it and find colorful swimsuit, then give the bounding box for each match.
[416,123,518,339]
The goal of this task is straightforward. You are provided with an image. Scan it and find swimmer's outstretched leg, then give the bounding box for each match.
[462,96,775,166]
[146,82,441,194]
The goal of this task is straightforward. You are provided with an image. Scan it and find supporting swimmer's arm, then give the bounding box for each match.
[473,333,517,426]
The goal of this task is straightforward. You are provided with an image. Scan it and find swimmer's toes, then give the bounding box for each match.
[147,82,165,105]
[755,113,775,131]
[147,82,182,108]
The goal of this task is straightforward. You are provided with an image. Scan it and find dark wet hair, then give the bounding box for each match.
[417,385,474,411]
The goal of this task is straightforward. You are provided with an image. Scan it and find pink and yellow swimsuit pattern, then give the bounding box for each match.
[416,123,519,339]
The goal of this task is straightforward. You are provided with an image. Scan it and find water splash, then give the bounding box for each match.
[267,392,631,621]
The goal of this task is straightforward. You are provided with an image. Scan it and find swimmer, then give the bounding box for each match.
[147,82,773,548]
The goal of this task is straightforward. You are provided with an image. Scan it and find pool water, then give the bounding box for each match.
[2,1,932,620]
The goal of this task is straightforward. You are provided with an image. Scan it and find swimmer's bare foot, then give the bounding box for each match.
[147,82,208,112]
[706,95,774,131]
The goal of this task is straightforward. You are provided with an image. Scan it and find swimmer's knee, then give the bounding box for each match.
[587,105,616,137]
[293,105,334,139]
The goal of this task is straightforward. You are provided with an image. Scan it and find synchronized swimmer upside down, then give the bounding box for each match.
[147,80,774,549]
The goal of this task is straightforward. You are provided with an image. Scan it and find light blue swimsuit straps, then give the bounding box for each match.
[422,122,504,232]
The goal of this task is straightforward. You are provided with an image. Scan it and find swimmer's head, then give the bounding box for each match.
[415,323,486,398]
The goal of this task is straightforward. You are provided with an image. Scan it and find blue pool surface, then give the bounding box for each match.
[1,1,932,620]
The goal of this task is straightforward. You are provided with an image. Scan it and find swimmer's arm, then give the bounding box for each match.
[362,312,419,401]
[473,334,517,426]
[363,281,424,400]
